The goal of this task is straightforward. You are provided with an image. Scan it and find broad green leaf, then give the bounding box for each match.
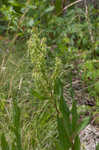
[57,116,72,150]
[77,117,90,134]
[54,78,63,99]
[71,100,78,133]
[59,96,69,117]
[56,142,65,150]
[55,78,72,138]
[59,96,72,136]
[73,135,80,150]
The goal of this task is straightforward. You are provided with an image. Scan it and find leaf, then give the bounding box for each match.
[32,90,48,100]
[55,78,72,139]
[96,143,99,150]
[71,100,78,133]
[57,116,71,150]
[55,0,62,14]
[73,135,80,150]
[56,143,64,150]
[56,141,66,150]
[12,101,23,150]
[13,100,21,129]
[27,18,34,27]
[31,138,36,149]
[8,0,24,8]
[44,6,54,13]
[54,78,63,99]
[77,117,90,134]
[1,133,9,150]
[59,96,72,136]
[11,142,17,150]
[94,81,99,95]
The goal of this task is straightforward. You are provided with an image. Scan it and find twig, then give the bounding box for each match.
[63,0,84,11]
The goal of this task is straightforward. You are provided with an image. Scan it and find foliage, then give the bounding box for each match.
[0,0,99,149]
[55,78,90,150]
[0,0,98,51]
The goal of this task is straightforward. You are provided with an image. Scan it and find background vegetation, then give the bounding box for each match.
[0,0,99,150]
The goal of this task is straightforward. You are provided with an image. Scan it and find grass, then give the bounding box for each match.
[0,37,58,150]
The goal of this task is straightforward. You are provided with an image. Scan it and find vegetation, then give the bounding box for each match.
[0,0,99,150]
